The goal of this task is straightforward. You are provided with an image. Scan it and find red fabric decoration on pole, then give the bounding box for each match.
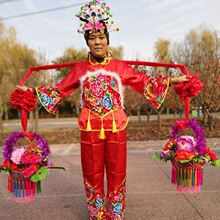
[174,74,203,119]
[10,89,37,131]
[174,74,203,100]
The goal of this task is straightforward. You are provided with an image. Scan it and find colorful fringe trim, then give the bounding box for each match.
[171,162,204,193]
[8,173,41,203]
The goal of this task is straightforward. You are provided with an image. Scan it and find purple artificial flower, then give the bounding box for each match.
[160,152,166,159]
[32,133,51,159]
[3,131,23,160]
[46,161,54,168]
[166,150,173,157]
[2,131,50,160]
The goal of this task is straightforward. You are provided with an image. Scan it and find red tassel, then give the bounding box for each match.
[26,179,30,196]
[184,97,190,120]
[8,176,13,192]
[32,182,36,196]
[21,108,27,132]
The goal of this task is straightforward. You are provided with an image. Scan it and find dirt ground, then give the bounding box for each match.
[1,118,219,144]
[127,118,220,141]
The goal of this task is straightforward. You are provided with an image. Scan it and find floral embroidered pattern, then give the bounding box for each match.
[107,178,126,220]
[81,72,122,116]
[84,180,107,220]
[36,84,62,114]
[143,77,169,109]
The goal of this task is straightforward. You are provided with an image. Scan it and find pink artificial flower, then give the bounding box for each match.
[21,152,42,164]
[10,147,25,164]
[176,135,196,152]
[84,21,104,32]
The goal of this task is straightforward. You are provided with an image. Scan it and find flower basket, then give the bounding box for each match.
[154,119,220,193]
[0,131,64,203]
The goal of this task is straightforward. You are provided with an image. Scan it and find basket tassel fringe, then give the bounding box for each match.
[171,163,203,193]
[8,175,41,203]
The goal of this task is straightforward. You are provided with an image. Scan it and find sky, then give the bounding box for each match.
[0,0,220,63]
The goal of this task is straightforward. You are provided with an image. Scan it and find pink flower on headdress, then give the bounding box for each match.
[10,147,25,164]
[84,21,94,31]
[96,21,105,30]
[84,21,104,31]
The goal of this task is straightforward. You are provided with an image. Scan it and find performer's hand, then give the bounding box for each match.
[170,75,189,85]
[16,85,32,92]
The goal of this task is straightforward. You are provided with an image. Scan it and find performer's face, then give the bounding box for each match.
[87,32,108,58]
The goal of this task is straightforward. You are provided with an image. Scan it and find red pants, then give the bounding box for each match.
[80,129,127,220]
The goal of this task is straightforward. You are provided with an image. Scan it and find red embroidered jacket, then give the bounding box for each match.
[36,59,169,133]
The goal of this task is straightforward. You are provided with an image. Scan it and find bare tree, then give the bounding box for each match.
[154,39,178,129]
[0,21,39,133]
[173,25,220,130]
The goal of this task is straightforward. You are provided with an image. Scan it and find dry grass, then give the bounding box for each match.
[1,118,220,145]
